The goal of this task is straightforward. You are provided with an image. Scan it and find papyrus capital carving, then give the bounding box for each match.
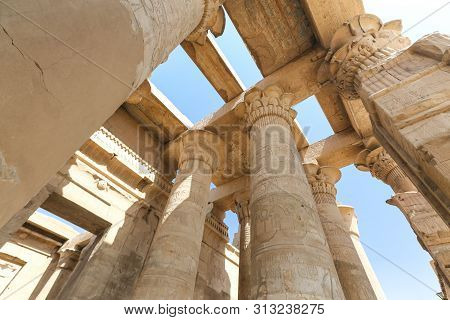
[355,146,416,193]
[244,85,296,128]
[177,129,223,172]
[234,192,250,223]
[186,0,226,45]
[317,14,411,99]
[304,163,341,204]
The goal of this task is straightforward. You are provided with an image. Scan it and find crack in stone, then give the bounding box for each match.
[1,24,26,59]
[0,23,61,103]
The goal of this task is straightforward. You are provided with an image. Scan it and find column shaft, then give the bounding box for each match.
[305,164,377,300]
[246,86,344,299]
[338,205,386,300]
[356,146,450,286]
[235,196,251,300]
[58,204,160,299]
[133,130,219,299]
[388,192,450,286]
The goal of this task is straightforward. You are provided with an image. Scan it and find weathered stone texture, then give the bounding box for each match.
[0,0,205,234]
[245,86,344,299]
[305,164,377,299]
[134,130,220,299]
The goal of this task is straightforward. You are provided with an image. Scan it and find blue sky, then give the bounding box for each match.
[149,0,450,300]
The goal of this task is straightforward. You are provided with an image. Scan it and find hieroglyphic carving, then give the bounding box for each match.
[133,130,220,299]
[244,85,344,299]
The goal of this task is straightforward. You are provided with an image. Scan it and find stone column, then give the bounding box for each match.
[0,0,226,232]
[58,202,161,299]
[133,130,221,299]
[387,193,450,288]
[431,260,450,300]
[244,85,344,299]
[304,163,377,300]
[355,146,417,194]
[356,146,450,286]
[338,205,386,300]
[319,14,450,222]
[234,193,251,300]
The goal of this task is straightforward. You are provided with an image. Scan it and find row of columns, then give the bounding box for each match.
[2,7,448,299]
[132,85,386,300]
[131,84,448,300]
[132,13,448,299]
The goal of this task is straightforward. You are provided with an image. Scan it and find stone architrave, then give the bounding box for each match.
[319,14,450,222]
[304,163,377,300]
[133,130,222,299]
[244,85,344,299]
[0,0,226,233]
[338,205,386,300]
[0,186,51,247]
[234,193,251,300]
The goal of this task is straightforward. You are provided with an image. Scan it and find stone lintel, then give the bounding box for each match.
[301,128,364,168]
[182,33,245,102]
[300,0,365,49]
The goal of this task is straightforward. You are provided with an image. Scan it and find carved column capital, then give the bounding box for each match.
[186,0,226,45]
[318,14,410,99]
[355,146,416,193]
[177,129,223,172]
[244,85,296,128]
[234,192,250,223]
[304,163,341,204]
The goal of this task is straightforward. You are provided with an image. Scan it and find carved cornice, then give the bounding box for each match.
[318,14,410,99]
[304,163,341,204]
[244,85,296,128]
[177,129,222,172]
[90,127,172,194]
[205,212,229,241]
[186,0,226,45]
